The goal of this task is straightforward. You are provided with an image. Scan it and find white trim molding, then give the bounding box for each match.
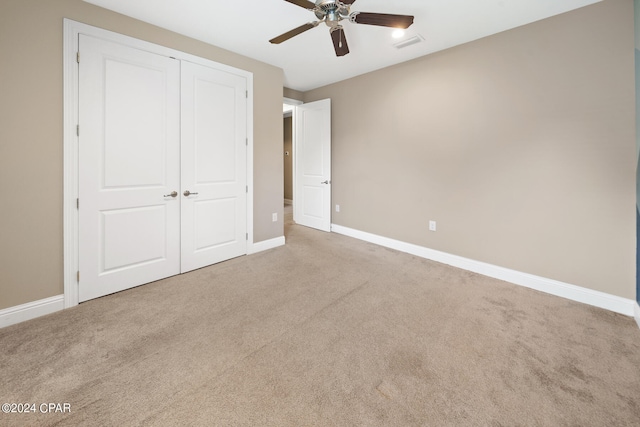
[283,97,303,106]
[634,302,640,330]
[331,224,636,317]
[248,236,286,255]
[0,295,65,329]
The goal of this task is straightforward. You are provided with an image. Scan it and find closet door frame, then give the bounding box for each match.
[63,19,255,308]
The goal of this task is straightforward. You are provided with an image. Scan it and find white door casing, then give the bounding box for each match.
[78,35,181,302]
[294,99,332,232]
[180,61,247,272]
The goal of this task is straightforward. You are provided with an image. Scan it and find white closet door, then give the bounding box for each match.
[180,61,247,272]
[78,35,181,302]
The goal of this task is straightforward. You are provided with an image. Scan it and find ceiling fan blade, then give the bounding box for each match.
[350,12,414,29]
[330,27,349,57]
[284,0,317,10]
[341,0,357,4]
[270,22,319,44]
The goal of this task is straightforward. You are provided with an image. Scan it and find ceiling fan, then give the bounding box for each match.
[269,0,415,57]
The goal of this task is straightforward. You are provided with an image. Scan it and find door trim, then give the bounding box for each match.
[63,19,254,308]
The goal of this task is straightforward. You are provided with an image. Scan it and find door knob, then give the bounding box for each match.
[321,180,331,184]
[183,190,199,197]
[164,191,178,198]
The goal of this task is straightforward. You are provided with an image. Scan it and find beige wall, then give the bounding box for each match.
[305,0,636,299]
[0,0,284,310]
[284,87,304,102]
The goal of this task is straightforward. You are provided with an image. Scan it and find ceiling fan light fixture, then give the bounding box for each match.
[392,29,405,39]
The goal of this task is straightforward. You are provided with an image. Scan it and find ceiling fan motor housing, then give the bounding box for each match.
[315,0,351,25]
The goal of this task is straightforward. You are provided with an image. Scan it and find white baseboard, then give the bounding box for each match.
[0,295,65,329]
[331,224,636,317]
[634,302,640,330]
[248,236,286,254]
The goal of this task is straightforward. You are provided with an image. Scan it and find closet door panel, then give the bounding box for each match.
[181,61,247,273]
[78,35,181,302]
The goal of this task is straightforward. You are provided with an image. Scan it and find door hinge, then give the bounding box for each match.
[246,233,248,240]
[245,90,248,98]
[246,138,248,146]
[246,185,248,193]
[76,52,80,63]
[76,198,79,209]
[76,271,80,282]
[76,125,79,137]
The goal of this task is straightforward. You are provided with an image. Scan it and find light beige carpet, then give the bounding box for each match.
[1,220,639,426]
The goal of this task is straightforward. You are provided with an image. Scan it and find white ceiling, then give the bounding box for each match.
[83,0,600,92]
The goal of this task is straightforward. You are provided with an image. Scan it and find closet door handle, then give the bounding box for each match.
[183,190,199,197]
[164,191,178,198]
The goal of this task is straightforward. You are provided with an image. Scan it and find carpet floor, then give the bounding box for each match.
[1,219,639,426]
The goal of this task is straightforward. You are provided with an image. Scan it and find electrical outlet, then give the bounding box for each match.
[272,213,278,222]
[336,204,340,212]
[429,220,437,232]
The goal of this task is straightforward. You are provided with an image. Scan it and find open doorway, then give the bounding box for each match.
[283,98,302,226]
[283,112,293,224]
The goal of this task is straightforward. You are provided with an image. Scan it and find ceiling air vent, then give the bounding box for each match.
[394,35,424,50]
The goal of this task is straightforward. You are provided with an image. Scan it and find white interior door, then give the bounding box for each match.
[294,99,332,231]
[78,35,181,302]
[180,61,247,272]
